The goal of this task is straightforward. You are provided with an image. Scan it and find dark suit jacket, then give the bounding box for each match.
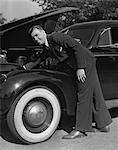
[25,32,95,70]
[47,32,95,70]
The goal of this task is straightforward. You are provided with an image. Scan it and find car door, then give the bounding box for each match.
[91,26,118,100]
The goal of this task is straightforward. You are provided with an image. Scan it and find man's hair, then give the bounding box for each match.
[28,25,44,35]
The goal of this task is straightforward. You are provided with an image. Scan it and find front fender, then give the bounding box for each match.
[0,69,77,118]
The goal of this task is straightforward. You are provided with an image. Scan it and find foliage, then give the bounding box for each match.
[41,0,118,20]
[0,14,18,25]
[33,0,118,30]
[9,18,18,23]
[0,13,7,25]
[96,0,118,19]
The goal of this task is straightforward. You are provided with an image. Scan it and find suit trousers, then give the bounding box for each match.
[75,59,112,132]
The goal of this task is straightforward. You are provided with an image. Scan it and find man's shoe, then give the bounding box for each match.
[62,130,87,139]
[91,126,110,133]
[98,126,110,132]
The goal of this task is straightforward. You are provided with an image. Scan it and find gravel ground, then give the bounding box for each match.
[0,116,118,150]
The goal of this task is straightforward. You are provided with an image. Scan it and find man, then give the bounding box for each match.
[25,25,112,139]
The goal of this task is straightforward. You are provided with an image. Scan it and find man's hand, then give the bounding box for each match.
[45,57,59,66]
[77,69,86,82]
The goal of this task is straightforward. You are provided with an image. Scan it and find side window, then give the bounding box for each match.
[98,27,112,46]
[111,27,118,44]
[98,27,118,48]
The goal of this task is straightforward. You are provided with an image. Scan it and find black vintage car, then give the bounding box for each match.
[0,7,118,144]
[61,20,118,107]
[0,7,79,144]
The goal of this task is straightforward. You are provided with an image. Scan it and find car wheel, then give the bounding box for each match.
[7,86,61,144]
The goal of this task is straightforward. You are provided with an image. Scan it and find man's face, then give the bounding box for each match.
[31,28,46,45]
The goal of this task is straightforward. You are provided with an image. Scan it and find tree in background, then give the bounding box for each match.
[0,13,18,25]
[96,0,118,20]
[31,0,97,30]
[33,0,118,19]
[32,0,118,30]
[0,13,7,25]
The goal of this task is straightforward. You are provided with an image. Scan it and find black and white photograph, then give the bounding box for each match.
[0,0,118,149]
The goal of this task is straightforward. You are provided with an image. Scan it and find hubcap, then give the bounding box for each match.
[24,101,47,127]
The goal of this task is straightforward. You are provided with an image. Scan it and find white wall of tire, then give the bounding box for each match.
[8,87,61,143]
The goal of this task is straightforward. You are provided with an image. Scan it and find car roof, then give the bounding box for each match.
[62,20,118,31]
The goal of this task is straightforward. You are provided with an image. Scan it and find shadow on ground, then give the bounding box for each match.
[0,112,75,145]
[109,107,118,118]
[0,118,25,144]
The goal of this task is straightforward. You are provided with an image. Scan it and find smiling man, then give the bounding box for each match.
[26,25,112,139]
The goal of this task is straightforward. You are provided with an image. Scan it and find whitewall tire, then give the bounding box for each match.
[7,86,61,144]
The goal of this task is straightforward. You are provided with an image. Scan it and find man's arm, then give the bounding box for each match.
[51,32,87,82]
[51,32,87,69]
[23,57,41,70]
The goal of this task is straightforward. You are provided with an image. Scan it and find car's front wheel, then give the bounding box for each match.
[7,86,61,144]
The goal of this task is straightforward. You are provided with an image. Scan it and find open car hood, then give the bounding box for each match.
[0,7,79,49]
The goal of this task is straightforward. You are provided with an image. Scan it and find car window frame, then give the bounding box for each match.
[97,26,118,49]
[97,27,112,47]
